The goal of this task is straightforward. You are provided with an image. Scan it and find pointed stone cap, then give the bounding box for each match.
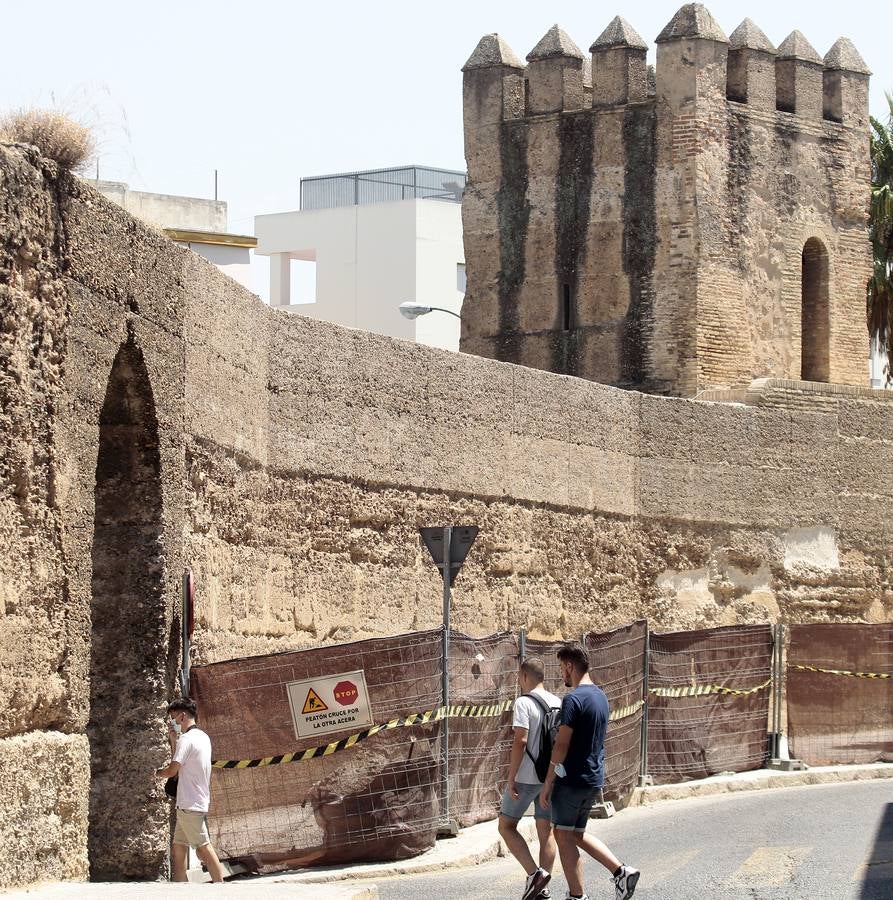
[462,34,524,71]
[527,25,585,62]
[777,30,823,64]
[824,37,871,75]
[590,16,648,52]
[656,4,728,44]
[729,19,776,54]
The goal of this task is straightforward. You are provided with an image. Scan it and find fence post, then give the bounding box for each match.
[638,622,651,787]
[770,624,781,759]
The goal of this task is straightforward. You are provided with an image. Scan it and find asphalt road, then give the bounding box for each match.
[363,781,893,899]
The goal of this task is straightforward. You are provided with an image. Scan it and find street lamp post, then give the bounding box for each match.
[399,300,461,320]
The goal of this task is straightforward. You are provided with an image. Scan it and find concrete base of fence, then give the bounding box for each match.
[629,762,893,805]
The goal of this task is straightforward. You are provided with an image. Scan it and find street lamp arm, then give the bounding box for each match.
[426,306,461,319]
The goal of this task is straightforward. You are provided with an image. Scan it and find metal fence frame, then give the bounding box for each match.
[190,619,893,871]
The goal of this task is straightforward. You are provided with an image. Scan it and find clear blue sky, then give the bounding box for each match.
[1,1,888,300]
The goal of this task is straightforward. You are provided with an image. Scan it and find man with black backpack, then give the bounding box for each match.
[498,656,562,900]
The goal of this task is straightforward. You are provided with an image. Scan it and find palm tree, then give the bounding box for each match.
[868,92,893,376]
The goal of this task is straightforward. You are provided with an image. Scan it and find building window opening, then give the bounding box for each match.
[801,238,830,382]
[563,284,572,331]
[290,257,317,305]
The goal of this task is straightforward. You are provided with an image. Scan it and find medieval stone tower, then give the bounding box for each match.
[459,3,872,397]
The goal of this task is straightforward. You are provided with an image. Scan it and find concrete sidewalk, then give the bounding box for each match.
[2,884,377,899]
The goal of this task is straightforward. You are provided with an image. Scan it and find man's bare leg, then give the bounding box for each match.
[498,815,537,875]
[197,843,226,883]
[536,818,557,874]
[171,842,189,882]
[577,831,621,873]
[555,828,585,897]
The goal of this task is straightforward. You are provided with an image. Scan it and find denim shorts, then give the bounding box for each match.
[500,781,551,821]
[550,782,599,831]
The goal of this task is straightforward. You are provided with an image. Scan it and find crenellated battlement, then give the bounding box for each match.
[462,5,869,126]
[460,3,872,397]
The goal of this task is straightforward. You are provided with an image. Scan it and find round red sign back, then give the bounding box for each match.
[333,680,358,707]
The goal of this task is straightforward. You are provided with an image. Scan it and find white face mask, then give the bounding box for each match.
[169,717,181,734]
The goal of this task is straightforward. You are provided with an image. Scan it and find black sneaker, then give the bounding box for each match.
[522,867,551,900]
[613,865,639,900]
[537,889,551,900]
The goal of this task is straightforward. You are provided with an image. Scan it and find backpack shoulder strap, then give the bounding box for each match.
[521,692,550,715]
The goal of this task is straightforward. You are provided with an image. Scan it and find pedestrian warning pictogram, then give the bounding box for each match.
[301,688,328,714]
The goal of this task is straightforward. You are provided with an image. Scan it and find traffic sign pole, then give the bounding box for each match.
[418,524,478,836]
[441,525,452,832]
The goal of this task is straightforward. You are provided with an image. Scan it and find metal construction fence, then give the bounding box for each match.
[647,625,773,783]
[787,623,893,766]
[189,620,893,872]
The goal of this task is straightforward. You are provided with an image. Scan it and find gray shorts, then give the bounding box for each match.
[500,781,551,821]
[551,782,599,831]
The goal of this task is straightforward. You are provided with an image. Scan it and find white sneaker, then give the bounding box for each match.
[522,868,550,900]
[562,893,589,900]
[613,865,640,900]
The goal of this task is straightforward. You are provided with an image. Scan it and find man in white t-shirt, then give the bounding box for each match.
[498,656,562,900]
[154,698,225,883]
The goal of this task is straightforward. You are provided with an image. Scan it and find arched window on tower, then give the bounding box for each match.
[801,238,830,382]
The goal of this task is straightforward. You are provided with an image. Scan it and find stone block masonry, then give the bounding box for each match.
[460,4,872,397]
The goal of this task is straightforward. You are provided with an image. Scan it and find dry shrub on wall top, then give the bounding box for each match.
[0,107,95,171]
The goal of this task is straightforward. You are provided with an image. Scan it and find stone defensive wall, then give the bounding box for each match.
[0,143,891,885]
[460,5,872,395]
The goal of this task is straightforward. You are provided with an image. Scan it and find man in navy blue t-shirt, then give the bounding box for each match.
[539,642,640,900]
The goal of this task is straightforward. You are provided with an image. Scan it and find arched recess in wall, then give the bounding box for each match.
[801,238,831,382]
[88,337,168,880]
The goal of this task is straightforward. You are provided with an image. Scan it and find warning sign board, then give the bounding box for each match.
[286,670,373,740]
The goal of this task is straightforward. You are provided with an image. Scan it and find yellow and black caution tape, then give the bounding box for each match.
[213,694,645,770]
[791,664,892,680]
[609,699,644,721]
[648,677,771,699]
[212,700,512,770]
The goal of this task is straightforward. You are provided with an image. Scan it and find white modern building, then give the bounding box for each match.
[92,180,256,290]
[254,166,466,351]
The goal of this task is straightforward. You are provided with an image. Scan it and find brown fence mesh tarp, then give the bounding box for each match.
[190,629,443,872]
[448,631,519,826]
[787,623,893,766]
[647,624,772,783]
[527,620,647,806]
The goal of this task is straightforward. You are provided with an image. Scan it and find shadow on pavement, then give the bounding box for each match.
[860,802,893,899]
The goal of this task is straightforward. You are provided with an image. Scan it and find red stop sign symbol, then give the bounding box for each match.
[333,680,358,707]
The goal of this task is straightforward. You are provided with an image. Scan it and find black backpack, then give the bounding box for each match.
[522,692,562,783]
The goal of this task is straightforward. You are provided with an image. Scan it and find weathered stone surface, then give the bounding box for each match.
[0,733,90,888]
[777,30,823,63]
[729,18,776,53]
[462,34,524,71]
[824,37,871,74]
[591,16,648,51]
[527,24,584,61]
[655,3,729,44]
